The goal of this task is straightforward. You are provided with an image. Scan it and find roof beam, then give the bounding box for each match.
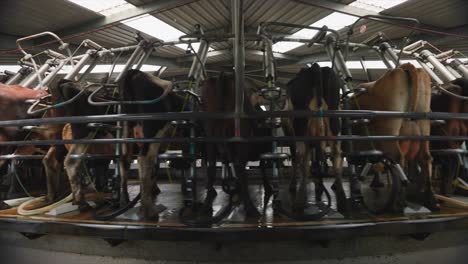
[176,49,299,65]
[57,0,196,39]
[176,49,231,63]
[245,50,300,61]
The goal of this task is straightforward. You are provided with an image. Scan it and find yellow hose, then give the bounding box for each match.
[17,193,73,216]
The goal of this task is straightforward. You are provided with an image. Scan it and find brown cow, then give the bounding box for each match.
[350,63,437,209]
[431,78,468,195]
[0,83,66,203]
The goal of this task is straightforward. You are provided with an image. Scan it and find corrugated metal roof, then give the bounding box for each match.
[0,0,101,36]
[384,0,468,28]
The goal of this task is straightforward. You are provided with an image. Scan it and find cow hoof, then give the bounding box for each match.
[206,188,217,201]
[139,205,166,221]
[119,192,130,207]
[245,205,261,218]
[243,199,261,218]
[78,202,92,212]
[289,184,297,194]
[425,200,440,211]
[264,184,273,198]
[0,202,10,210]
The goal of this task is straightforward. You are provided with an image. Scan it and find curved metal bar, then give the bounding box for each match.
[6,110,468,129]
[27,82,102,115]
[435,84,468,101]
[26,94,53,115]
[0,154,44,160]
[68,154,120,160]
[87,82,172,106]
[259,21,341,43]
[3,135,468,147]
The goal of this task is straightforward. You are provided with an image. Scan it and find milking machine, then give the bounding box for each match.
[327,34,409,214]
[255,15,430,215]
[256,22,342,220]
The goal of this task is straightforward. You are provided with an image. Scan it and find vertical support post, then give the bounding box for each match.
[359,57,371,81]
[188,39,209,94]
[262,36,281,205]
[232,0,245,137]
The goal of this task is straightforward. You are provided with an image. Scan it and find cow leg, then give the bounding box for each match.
[118,122,131,205]
[205,143,217,201]
[312,147,324,202]
[330,141,346,213]
[235,158,259,217]
[294,142,310,211]
[64,144,88,207]
[288,142,298,193]
[260,160,273,197]
[43,146,63,202]
[418,120,438,210]
[138,125,170,220]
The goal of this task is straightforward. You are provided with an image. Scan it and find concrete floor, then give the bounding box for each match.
[1,229,468,263]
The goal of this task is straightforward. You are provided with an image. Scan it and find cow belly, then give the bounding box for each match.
[399,120,421,161]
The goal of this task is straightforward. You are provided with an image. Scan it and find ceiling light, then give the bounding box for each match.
[349,0,409,13]
[123,15,212,52]
[273,12,359,53]
[66,0,133,16]
[123,15,184,42]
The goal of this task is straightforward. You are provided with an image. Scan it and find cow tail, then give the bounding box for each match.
[323,67,341,135]
[400,63,419,112]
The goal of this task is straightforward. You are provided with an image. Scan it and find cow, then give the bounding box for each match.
[52,79,129,210]
[119,69,188,220]
[286,63,346,213]
[201,72,272,217]
[349,63,437,210]
[430,78,468,195]
[0,83,66,204]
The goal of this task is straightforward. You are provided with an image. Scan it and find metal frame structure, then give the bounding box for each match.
[1,5,468,231]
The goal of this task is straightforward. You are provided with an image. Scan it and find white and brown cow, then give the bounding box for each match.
[286,63,346,213]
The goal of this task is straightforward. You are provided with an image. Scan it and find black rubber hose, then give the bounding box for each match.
[94,192,141,221]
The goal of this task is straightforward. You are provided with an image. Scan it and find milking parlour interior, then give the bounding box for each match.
[1,0,468,263]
